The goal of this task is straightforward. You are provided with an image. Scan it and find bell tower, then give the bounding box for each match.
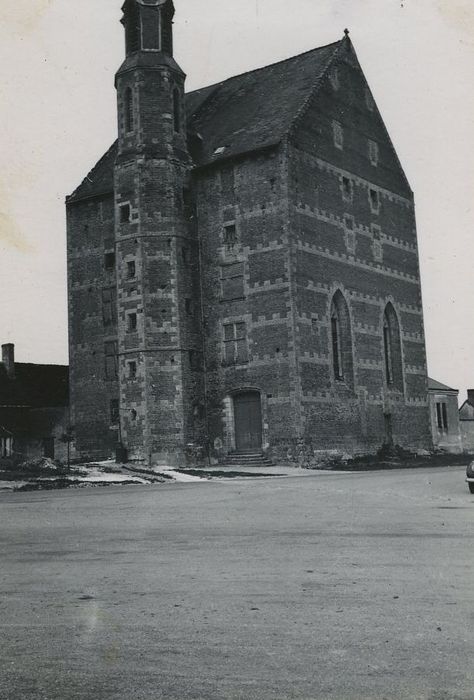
[114,0,203,465]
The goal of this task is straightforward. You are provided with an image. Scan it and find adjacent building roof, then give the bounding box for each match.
[427,377,458,393]
[68,39,344,203]
[0,364,69,409]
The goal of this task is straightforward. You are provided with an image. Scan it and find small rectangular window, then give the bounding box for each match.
[223,224,237,248]
[221,262,244,300]
[436,403,443,430]
[221,167,235,200]
[189,350,202,372]
[128,361,137,379]
[182,188,193,219]
[104,341,118,380]
[102,288,117,327]
[369,188,380,214]
[128,312,137,332]
[332,120,344,150]
[371,224,383,262]
[119,204,131,223]
[223,321,248,365]
[442,403,448,430]
[437,402,448,430]
[127,260,136,279]
[110,399,120,425]
[104,252,115,271]
[329,67,339,91]
[345,230,356,255]
[182,246,189,265]
[369,139,379,166]
[342,176,353,203]
[185,298,193,315]
[0,436,12,458]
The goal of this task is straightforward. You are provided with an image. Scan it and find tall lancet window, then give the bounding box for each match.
[383,303,403,391]
[125,87,134,133]
[173,88,181,133]
[329,290,354,388]
[331,306,343,381]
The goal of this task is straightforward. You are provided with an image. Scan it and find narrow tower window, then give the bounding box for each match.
[383,303,403,391]
[173,88,181,133]
[125,88,134,133]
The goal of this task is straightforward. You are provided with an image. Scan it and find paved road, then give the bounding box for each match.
[0,467,473,700]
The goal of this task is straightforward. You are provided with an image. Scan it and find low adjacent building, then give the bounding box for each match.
[428,378,462,454]
[459,390,474,454]
[0,344,69,464]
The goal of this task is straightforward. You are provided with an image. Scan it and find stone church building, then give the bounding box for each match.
[66,0,432,465]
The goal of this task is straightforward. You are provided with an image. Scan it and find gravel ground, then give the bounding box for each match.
[0,466,473,700]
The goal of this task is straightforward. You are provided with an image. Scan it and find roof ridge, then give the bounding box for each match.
[187,39,343,98]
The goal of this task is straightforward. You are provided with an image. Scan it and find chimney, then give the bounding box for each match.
[468,390,474,406]
[2,344,15,379]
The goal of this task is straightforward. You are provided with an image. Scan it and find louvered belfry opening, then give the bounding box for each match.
[122,0,140,55]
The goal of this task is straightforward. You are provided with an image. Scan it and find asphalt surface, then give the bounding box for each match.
[0,467,473,700]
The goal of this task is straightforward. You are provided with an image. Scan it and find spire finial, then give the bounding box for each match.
[344,28,350,38]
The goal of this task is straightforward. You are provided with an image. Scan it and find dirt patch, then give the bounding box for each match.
[174,469,282,479]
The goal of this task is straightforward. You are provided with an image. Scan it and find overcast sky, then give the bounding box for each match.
[1,0,473,399]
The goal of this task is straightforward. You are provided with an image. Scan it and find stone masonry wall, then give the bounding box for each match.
[195,148,300,462]
[66,194,119,459]
[287,42,432,456]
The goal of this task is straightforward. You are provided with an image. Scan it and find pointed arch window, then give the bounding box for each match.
[173,88,181,133]
[329,291,354,388]
[331,306,343,381]
[383,303,403,391]
[124,87,134,133]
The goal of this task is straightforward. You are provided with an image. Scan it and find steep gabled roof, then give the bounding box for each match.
[459,399,474,420]
[0,364,69,409]
[427,377,458,393]
[67,39,343,203]
[68,141,117,203]
[188,40,342,165]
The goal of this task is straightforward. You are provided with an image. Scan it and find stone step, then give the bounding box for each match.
[222,453,274,468]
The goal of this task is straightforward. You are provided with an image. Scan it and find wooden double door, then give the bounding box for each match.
[233,391,262,453]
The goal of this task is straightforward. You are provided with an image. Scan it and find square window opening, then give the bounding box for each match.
[223,224,237,248]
